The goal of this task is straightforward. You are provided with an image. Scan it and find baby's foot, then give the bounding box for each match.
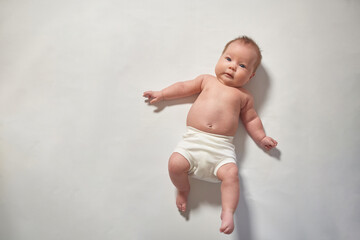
[220,210,234,234]
[176,190,189,212]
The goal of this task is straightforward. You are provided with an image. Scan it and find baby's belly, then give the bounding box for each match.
[186,110,239,136]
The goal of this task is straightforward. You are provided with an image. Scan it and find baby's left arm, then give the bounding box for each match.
[240,94,277,151]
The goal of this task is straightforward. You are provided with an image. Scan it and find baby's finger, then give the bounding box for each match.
[268,138,277,146]
[150,98,158,104]
[143,91,153,97]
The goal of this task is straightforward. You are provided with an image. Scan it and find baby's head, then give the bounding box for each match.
[222,36,262,73]
[215,36,262,87]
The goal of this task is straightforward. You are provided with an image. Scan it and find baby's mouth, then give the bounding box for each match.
[225,73,233,78]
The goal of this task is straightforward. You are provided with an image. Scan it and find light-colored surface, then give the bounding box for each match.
[1,0,359,239]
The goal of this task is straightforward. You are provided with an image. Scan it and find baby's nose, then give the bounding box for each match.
[229,63,236,70]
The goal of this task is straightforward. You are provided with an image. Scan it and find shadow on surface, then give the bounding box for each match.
[234,64,276,239]
[245,65,270,112]
[179,178,221,221]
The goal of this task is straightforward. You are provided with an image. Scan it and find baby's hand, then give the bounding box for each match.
[143,91,164,104]
[259,136,278,151]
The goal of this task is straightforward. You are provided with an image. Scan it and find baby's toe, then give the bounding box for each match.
[180,203,186,212]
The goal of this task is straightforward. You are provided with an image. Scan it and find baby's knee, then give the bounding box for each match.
[217,163,239,182]
[168,153,190,174]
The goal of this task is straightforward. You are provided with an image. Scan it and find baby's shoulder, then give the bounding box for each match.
[197,74,218,85]
[238,87,253,97]
[198,74,216,81]
[237,88,254,108]
[192,74,216,89]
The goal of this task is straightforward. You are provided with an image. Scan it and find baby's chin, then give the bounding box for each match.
[217,78,245,88]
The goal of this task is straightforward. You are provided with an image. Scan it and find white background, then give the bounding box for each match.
[1,0,359,239]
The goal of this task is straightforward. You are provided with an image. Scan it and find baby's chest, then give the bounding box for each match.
[203,87,244,105]
[197,91,243,116]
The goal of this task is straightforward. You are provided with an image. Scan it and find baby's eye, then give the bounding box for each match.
[239,64,246,68]
[226,57,231,61]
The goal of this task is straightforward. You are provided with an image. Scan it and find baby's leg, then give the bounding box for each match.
[217,163,239,234]
[168,153,191,212]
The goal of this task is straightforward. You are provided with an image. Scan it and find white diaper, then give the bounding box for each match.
[174,126,237,183]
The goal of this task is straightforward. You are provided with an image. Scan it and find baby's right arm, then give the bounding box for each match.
[142,90,164,104]
[143,75,205,104]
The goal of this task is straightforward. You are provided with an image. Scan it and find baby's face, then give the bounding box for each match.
[215,41,257,88]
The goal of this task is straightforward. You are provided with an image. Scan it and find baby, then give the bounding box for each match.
[143,36,277,234]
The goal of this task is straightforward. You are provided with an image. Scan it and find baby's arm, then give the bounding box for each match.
[143,75,205,104]
[240,94,277,151]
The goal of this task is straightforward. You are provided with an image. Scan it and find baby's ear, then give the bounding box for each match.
[250,72,256,79]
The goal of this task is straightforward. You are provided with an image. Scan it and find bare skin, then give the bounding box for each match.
[143,41,277,234]
[168,152,190,212]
